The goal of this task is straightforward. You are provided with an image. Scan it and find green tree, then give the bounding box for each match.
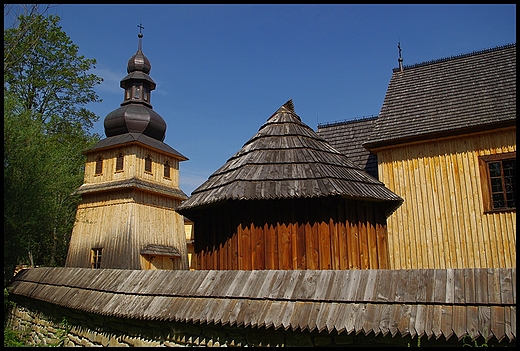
[4,7,102,286]
[4,10,102,134]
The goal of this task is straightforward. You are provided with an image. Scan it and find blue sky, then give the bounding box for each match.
[5,4,516,196]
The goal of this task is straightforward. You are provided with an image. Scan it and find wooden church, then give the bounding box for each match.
[177,100,403,270]
[317,43,516,270]
[65,31,189,270]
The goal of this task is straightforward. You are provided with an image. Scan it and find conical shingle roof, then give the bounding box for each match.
[178,100,402,215]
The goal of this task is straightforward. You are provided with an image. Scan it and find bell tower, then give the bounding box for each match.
[66,26,189,270]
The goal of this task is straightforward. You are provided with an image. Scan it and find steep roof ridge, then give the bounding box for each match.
[179,100,403,211]
[365,42,516,148]
[392,42,516,73]
[318,114,379,129]
[208,108,370,178]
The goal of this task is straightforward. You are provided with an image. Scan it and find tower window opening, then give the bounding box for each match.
[164,160,171,179]
[144,86,149,102]
[91,248,103,269]
[116,153,124,172]
[95,156,103,175]
[145,154,152,173]
[134,84,141,99]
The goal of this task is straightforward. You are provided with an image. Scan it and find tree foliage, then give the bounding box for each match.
[4,6,102,286]
[4,8,103,133]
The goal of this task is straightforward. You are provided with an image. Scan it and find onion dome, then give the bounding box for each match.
[127,34,151,74]
[103,27,166,141]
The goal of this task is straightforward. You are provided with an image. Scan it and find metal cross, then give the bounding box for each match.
[137,23,144,34]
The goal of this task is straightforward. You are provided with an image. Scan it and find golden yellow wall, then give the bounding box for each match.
[377,127,516,269]
[66,191,188,269]
[83,145,181,188]
[67,141,188,270]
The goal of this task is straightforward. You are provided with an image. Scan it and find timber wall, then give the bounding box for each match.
[377,127,516,269]
[66,190,188,269]
[192,197,390,270]
[84,144,181,187]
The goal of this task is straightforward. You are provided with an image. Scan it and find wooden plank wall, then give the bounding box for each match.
[84,145,181,188]
[66,190,189,270]
[192,197,390,270]
[67,142,188,270]
[377,127,516,269]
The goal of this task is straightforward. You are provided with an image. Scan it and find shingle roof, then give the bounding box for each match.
[317,116,378,178]
[177,100,402,213]
[74,176,188,200]
[8,267,516,343]
[88,132,188,160]
[140,244,181,257]
[365,43,516,149]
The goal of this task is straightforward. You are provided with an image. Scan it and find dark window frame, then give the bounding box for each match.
[478,152,516,213]
[95,156,103,175]
[164,160,171,179]
[115,152,124,172]
[145,154,153,173]
[91,248,103,269]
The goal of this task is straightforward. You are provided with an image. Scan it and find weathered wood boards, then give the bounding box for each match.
[191,197,391,270]
[8,267,516,343]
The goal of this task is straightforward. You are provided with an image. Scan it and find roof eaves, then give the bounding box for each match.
[365,119,516,151]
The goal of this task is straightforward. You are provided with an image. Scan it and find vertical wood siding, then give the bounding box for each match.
[377,128,516,269]
[190,197,390,270]
[66,190,188,269]
[67,142,188,270]
[84,145,181,188]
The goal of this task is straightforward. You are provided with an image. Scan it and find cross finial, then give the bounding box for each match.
[397,41,403,71]
[137,23,144,50]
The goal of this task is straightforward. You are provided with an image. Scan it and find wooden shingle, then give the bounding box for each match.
[7,267,516,343]
[317,116,378,178]
[364,43,516,150]
[178,100,402,216]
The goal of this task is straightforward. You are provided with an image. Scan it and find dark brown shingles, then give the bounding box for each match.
[178,100,402,215]
[317,116,379,178]
[365,44,516,149]
[89,132,188,160]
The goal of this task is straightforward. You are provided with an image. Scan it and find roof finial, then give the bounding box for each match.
[137,22,144,51]
[283,99,295,113]
[398,41,403,72]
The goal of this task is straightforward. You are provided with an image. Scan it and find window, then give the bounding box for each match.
[145,154,152,173]
[134,85,141,99]
[95,156,103,175]
[91,248,102,269]
[164,160,171,179]
[479,152,516,212]
[144,86,149,102]
[116,153,124,172]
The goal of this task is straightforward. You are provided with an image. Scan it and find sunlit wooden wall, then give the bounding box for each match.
[66,190,188,270]
[191,197,391,270]
[376,127,516,269]
[83,145,181,187]
[66,143,188,270]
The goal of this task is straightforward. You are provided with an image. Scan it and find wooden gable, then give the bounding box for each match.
[318,43,516,270]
